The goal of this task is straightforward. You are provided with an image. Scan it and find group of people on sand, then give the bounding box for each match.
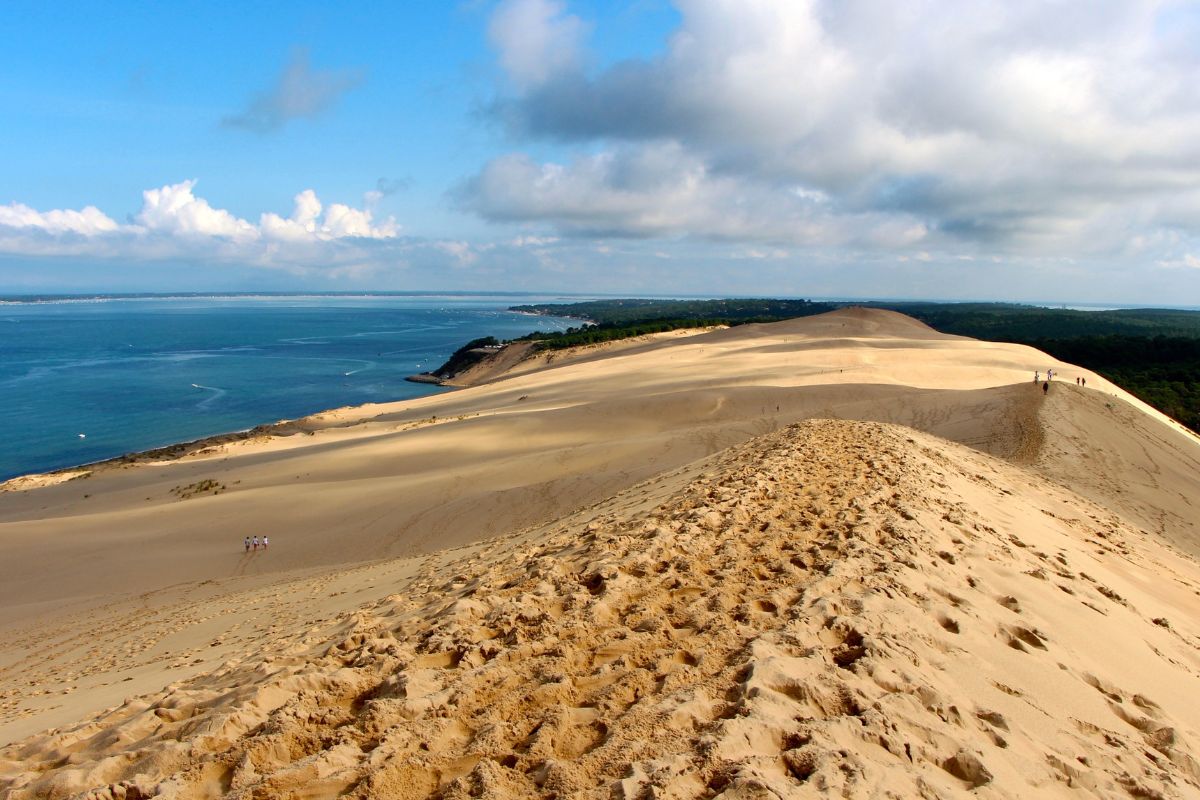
[1034,369,1086,394]
[243,535,268,553]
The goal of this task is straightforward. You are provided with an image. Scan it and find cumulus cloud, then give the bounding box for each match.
[0,181,399,269]
[469,0,1200,261]
[0,203,119,236]
[223,50,364,133]
[138,181,259,240]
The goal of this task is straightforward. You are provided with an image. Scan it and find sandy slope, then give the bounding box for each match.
[2,308,1200,797]
[6,421,1200,798]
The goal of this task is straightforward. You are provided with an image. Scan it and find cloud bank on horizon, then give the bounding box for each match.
[2,0,1200,300]
[0,181,398,270]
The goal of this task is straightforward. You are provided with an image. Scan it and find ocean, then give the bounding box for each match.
[0,294,580,481]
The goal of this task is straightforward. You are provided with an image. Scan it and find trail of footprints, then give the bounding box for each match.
[3,419,1200,799]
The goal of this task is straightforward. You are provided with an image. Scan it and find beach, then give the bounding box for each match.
[3,308,1200,798]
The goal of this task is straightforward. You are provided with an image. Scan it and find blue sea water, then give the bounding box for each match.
[0,294,580,481]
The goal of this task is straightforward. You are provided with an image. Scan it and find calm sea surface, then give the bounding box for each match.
[0,294,579,481]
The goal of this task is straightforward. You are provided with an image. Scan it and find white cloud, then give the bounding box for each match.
[434,240,479,266]
[488,0,586,88]
[138,180,259,240]
[0,202,118,236]
[1157,254,1200,270]
[737,247,789,260]
[469,0,1200,261]
[511,235,559,247]
[0,181,399,268]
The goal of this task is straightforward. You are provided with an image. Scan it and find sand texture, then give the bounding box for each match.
[2,309,1200,798]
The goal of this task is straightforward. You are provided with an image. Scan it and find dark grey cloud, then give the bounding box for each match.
[223,50,364,133]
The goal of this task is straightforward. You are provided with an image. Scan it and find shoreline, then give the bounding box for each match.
[0,297,591,488]
[0,320,692,490]
[0,309,581,489]
[0,404,385,491]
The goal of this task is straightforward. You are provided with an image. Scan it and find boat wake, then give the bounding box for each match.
[341,360,376,377]
[190,383,228,410]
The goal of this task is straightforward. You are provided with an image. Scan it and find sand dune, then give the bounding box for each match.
[6,421,1200,798]
[2,309,1200,797]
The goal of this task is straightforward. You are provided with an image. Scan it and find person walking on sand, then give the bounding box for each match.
[1034,371,1040,383]
[1081,377,1087,388]
[252,535,259,551]
[1043,381,1049,395]
[244,536,250,553]
[263,535,269,550]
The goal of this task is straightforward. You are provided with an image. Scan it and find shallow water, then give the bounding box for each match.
[0,294,578,481]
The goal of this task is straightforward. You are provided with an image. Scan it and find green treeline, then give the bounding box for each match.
[513,317,776,350]
[511,298,835,325]
[870,302,1200,339]
[432,336,499,378]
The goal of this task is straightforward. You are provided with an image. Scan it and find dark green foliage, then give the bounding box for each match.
[511,298,836,325]
[512,318,742,350]
[869,302,1200,340]
[432,336,500,378]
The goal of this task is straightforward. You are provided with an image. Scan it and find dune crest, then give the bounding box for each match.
[6,420,1200,799]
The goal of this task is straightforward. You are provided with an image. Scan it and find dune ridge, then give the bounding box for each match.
[6,420,1200,798]
[4,309,1200,798]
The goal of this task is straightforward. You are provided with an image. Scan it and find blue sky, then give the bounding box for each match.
[3,0,1200,304]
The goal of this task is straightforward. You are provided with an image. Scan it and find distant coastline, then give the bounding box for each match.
[3,291,1199,311]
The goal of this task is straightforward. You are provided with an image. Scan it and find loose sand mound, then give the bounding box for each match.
[6,420,1200,799]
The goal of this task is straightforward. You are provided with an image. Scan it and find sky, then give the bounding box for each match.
[2,0,1200,305]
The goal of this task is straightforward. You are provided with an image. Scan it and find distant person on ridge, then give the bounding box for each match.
[1034,371,1040,383]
